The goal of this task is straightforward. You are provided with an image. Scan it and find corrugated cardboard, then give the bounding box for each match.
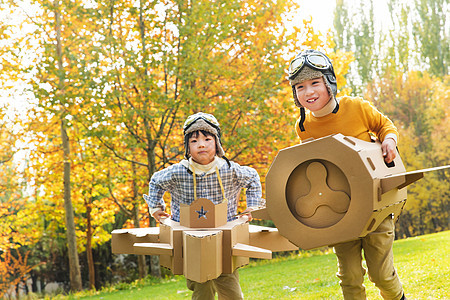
[110,215,299,282]
[111,227,159,254]
[156,217,266,277]
[232,243,272,259]
[264,134,411,250]
[219,218,250,274]
[180,198,227,228]
[359,199,406,237]
[183,230,223,283]
[111,184,305,282]
[159,219,187,275]
[133,242,173,256]
[248,225,298,252]
[112,134,448,278]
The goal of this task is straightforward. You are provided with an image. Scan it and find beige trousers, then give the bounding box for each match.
[333,216,404,300]
[186,269,244,300]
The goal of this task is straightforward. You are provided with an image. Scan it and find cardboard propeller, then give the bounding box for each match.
[111,197,298,283]
[252,134,449,250]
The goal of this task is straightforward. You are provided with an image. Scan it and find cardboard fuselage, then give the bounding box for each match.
[253,134,449,250]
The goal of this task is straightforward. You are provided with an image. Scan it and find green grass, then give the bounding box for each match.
[62,231,449,300]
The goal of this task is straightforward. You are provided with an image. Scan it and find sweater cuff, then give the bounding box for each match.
[384,133,398,145]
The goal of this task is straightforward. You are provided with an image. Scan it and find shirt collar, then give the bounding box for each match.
[180,156,225,175]
[312,98,338,117]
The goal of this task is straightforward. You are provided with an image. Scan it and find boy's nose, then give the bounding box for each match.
[305,85,314,95]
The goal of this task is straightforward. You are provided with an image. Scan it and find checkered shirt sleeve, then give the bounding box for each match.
[143,161,262,222]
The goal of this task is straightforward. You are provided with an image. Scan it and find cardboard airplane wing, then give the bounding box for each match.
[112,197,298,283]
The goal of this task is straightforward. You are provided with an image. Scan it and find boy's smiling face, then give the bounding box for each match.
[189,131,216,165]
[294,76,331,112]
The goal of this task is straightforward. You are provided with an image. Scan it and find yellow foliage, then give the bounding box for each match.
[365,71,449,235]
[1,0,358,265]
[0,250,42,298]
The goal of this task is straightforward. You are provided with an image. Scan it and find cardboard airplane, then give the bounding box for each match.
[252,133,449,250]
[111,197,298,283]
[111,133,448,280]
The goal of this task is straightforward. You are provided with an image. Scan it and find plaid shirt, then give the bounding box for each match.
[143,160,262,222]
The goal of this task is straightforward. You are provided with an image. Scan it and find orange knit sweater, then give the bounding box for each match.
[295,96,398,143]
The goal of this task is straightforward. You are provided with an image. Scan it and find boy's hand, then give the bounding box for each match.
[239,208,254,222]
[381,138,397,164]
[152,210,170,223]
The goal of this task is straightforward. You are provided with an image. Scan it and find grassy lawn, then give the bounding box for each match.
[63,230,449,300]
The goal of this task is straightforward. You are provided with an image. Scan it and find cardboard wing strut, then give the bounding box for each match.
[232,243,272,259]
[133,243,173,256]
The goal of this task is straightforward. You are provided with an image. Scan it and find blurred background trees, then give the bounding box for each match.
[0,0,447,295]
[333,0,448,239]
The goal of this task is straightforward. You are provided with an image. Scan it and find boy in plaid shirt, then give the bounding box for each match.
[144,112,262,300]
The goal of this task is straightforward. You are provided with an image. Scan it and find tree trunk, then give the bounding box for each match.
[131,161,148,278]
[56,0,82,290]
[61,120,82,291]
[145,147,160,277]
[55,0,83,289]
[133,207,147,279]
[149,216,161,278]
[86,200,95,289]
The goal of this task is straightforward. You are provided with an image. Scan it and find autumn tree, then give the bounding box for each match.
[335,0,448,84]
[74,0,303,277]
[333,0,376,92]
[1,0,356,291]
[2,0,302,283]
[413,0,449,77]
[0,105,42,295]
[366,71,449,237]
[1,0,122,289]
[333,0,351,52]
[333,0,449,238]
[385,0,413,74]
[0,250,40,298]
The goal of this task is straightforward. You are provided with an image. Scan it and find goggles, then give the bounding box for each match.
[183,113,221,136]
[288,52,332,80]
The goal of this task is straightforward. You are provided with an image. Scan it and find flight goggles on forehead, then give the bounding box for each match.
[288,52,332,80]
[183,113,221,135]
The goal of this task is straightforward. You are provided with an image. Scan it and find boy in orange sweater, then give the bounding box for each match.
[288,49,406,300]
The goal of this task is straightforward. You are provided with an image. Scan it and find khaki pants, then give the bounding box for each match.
[333,216,404,300]
[186,269,244,300]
